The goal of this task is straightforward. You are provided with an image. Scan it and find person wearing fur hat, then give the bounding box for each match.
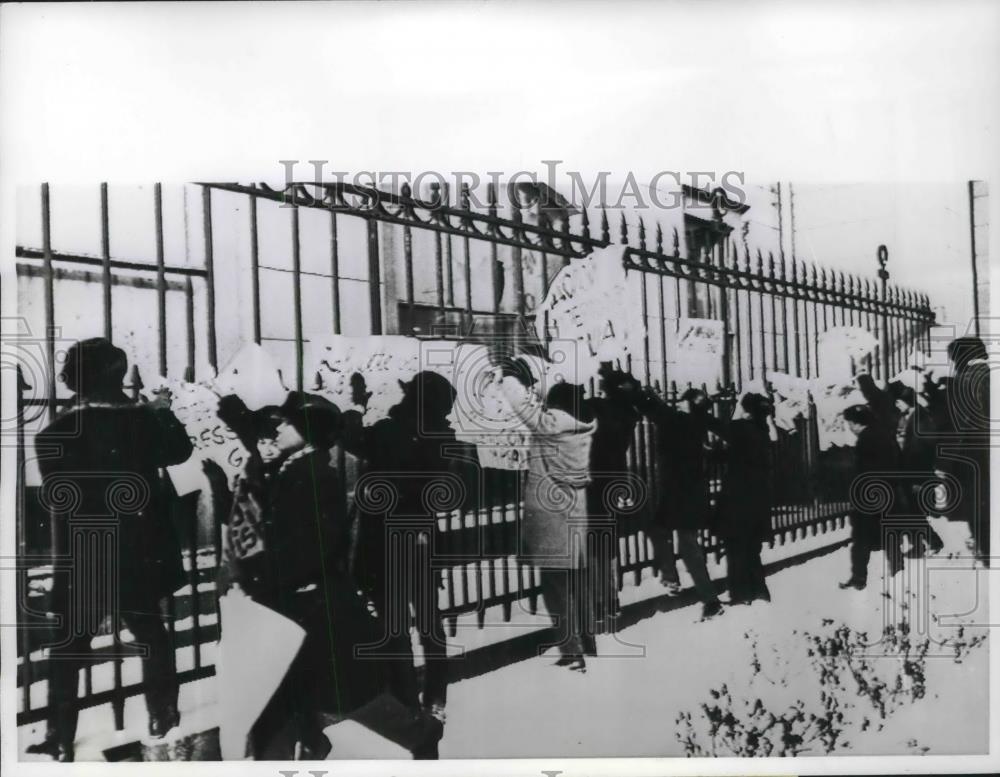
[887,380,945,555]
[940,336,990,564]
[635,386,726,621]
[717,393,777,605]
[340,370,466,755]
[29,338,193,761]
[582,366,641,630]
[206,390,425,759]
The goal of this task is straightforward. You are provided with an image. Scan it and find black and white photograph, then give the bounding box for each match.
[0,2,997,775]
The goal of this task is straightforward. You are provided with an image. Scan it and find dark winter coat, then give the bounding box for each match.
[849,424,900,523]
[34,393,193,614]
[237,445,392,717]
[583,395,639,518]
[897,405,938,475]
[244,447,350,608]
[938,363,990,526]
[639,396,721,531]
[341,403,471,592]
[717,418,772,542]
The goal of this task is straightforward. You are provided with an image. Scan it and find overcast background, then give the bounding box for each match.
[1,2,998,776]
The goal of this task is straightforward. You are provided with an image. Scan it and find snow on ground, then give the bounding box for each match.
[18,518,989,760]
[439,520,989,758]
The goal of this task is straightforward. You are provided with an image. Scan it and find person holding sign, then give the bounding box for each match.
[340,371,463,754]
[206,391,416,759]
[839,404,904,591]
[635,387,725,621]
[716,393,777,606]
[500,360,597,672]
[583,367,642,630]
[29,338,193,762]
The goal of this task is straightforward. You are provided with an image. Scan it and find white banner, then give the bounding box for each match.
[817,326,878,380]
[666,318,725,388]
[535,247,637,383]
[304,335,530,469]
[148,378,252,496]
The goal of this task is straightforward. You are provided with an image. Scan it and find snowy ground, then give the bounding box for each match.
[18,518,990,760]
[439,518,990,758]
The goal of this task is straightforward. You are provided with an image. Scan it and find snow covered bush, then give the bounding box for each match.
[676,617,986,757]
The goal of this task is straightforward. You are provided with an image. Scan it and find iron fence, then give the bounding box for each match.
[14,181,934,731]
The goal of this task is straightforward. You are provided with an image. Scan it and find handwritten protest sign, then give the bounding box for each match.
[814,380,866,451]
[535,247,637,382]
[818,326,878,380]
[148,378,251,496]
[766,370,813,432]
[214,343,288,411]
[305,335,531,469]
[304,335,421,423]
[664,318,725,387]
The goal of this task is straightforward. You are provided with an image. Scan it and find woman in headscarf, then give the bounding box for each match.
[500,360,597,672]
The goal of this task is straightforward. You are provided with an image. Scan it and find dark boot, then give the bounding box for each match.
[25,703,76,762]
[148,701,180,739]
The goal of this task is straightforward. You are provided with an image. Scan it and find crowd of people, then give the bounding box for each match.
[25,333,991,761]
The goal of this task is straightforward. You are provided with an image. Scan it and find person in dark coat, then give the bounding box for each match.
[718,393,776,605]
[582,367,641,630]
[939,337,990,565]
[635,387,724,620]
[887,380,945,554]
[840,404,904,590]
[206,391,432,759]
[340,371,462,748]
[28,338,193,762]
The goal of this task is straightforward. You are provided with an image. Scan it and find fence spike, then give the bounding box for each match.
[130,364,144,397]
[601,206,610,243]
[313,371,324,390]
[743,243,752,272]
[400,181,412,199]
[655,222,663,254]
[767,251,776,278]
[619,211,628,245]
[581,204,591,240]
[779,253,787,279]
[756,248,764,275]
[838,271,847,293]
[672,226,680,257]
[638,217,646,251]
[791,256,798,282]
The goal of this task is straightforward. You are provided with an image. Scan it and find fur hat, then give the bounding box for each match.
[278,391,342,447]
[398,371,457,417]
[60,338,128,395]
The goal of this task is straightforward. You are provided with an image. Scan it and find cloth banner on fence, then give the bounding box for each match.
[766,370,813,432]
[217,588,306,759]
[304,335,422,423]
[666,318,725,388]
[817,326,878,381]
[534,247,638,384]
[814,380,866,451]
[213,343,288,411]
[147,377,252,496]
[304,335,530,469]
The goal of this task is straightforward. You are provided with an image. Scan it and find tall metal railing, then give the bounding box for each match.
[14,181,935,732]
